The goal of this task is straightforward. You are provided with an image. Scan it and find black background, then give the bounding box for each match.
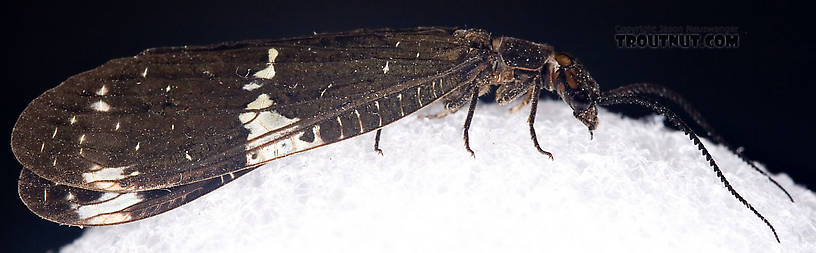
[3,0,812,252]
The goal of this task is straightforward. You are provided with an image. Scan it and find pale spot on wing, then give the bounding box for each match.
[243,81,262,91]
[266,48,279,63]
[89,181,131,191]
[417,86,423,107]
[245,93,274,110]
[253,48,279,79]
[240,91,327,164]
[90,100,111,112]
[337,116,344,138]
[82,165,133,183]
[354,109,364,133]
[375,101,383,126]
[397,94,405,116]
[239,93,296,140]
[311,125,325,144]
[94,192,119,202]
[248,127,325,164]
[85,213,134,225]
[320,83,333,98]
[76,192,142,223]
[95,85,108,96]
[240,111,299,139]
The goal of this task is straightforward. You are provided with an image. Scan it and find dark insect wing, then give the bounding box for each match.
[12,27,489,193]
[18,166,252,226]
[12,27,493,225]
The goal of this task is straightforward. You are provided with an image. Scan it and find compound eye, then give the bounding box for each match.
[554,53,573,67]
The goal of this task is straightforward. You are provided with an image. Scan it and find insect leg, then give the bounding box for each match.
[463,87,479,157]
[527,86,554,160]
[374,129,384,155]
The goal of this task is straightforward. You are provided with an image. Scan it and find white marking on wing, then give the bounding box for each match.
[312,125,324,144]
[417,86,423,107]
[95,85,108,96]
[337,117,344,138]
[243,81,262,91]
[354,109,364,133]
[85,213,135,225]
[245,93,274,110]
[76,192,142,224]
[320,83,333,98]
[82,165,133,183]
[249,128,325,164]
[241,111,299,138]
[239,93,302,151]
[94,192,119,202]
[253,48,279,79]
[89,181,131,191]
[375,101,383,126]
[397,94,405,116]
[90,100,111,112]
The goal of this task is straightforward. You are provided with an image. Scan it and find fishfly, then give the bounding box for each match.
[11,27,790,242]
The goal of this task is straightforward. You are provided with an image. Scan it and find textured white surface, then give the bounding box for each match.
[62,99,815,253]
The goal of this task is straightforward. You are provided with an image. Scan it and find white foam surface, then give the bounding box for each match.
[62,99,815,253]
